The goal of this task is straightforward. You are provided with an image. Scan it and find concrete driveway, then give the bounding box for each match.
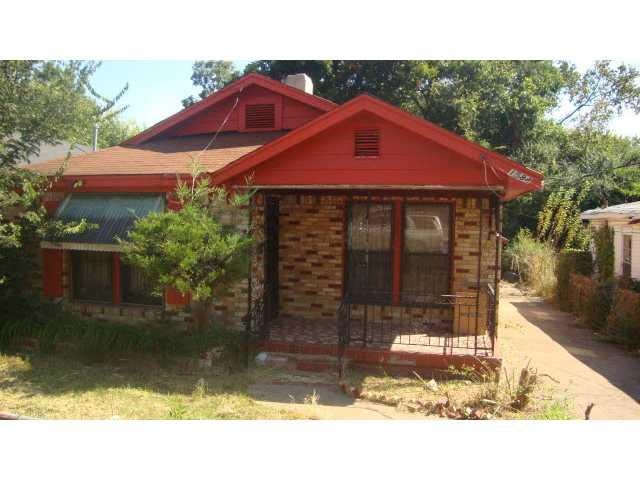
[498,282,640,419]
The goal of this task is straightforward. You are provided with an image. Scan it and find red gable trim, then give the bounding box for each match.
[211,94,544,200]
[125,73,337,146]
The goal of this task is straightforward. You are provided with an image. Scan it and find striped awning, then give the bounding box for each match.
[52,194,164,245]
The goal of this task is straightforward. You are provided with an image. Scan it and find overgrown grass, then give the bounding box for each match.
[0,350,309,419]
[0,299,248,365]
[504,229,557,298]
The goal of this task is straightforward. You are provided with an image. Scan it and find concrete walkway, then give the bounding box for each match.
[498,282,640,419]
[248,372,425,419]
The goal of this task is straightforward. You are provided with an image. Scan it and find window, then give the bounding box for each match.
[121,263,162,306]
[72,251,161,306]
[245,104,275,129]
[346,203,393,303]
[401,204,451,304]
[72,251,112,303]
[623,234,632,278]
[354,129,380,157]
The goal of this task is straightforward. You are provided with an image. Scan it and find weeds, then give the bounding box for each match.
[504,229,557,297]
[344,362,574,420]
[0,301,248,368]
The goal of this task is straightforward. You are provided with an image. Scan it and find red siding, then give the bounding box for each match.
[166,288,190,307]
[42,249,63,297]
[168,85,324,137]
[230,111,503,188]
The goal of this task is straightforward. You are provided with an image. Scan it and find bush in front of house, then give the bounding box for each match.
[567,273,616,331]
[555,250,593,308]
[606,288,640,347]
[503,229,557,297]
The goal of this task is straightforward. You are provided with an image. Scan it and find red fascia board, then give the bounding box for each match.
[125,73,337,146]
[212,94,544,197]
[50,174,182,193]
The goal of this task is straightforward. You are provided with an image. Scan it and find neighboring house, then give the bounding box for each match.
[581,202,640,280]
[23,142,90,165]
[29,72,543,370]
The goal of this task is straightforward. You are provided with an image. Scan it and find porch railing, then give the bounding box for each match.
[337,284,497,372]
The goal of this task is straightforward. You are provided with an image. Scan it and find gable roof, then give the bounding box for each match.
[211,93,544,200]
[27,131,286,176]
[124,73,337,146]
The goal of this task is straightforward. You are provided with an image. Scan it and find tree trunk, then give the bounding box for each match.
[192,299,212,332]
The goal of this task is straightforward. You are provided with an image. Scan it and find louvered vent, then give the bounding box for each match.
[354,129,380,157]
[245,104,275,129]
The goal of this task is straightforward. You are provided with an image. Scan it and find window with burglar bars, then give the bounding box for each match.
[346,202,393,304]
[121,263,162,306]
[72,251,112,303]
[401,204,452,304]
[623,234,632,278]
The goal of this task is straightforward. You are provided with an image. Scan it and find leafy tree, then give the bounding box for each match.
[559,60,640,129]
[120,161,254,331]
[535,186,590,250]
[0,60,98,167]
[182,61,240,107]
[95,117,141,148]
[0,61,103,309]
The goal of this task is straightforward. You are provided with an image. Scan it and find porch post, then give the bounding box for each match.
[392,199,403,305]
[112,253,121,305]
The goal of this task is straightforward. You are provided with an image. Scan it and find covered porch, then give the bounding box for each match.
[245,189,501,371]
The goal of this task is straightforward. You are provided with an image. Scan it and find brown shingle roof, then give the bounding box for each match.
[27,131,286,176]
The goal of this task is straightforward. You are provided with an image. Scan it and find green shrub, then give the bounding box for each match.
[555,250,593,308]
[593,224,614,281]
[606,288,640,347]
[504,229,557,297]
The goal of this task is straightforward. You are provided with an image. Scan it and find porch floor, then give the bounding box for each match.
[268,317,494,357]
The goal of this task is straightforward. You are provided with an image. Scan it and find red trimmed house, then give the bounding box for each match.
[31,72,543,371]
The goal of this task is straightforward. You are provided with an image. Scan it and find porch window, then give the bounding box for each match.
[401,204,452,304]
[121,263,162,306]
[623,234,632,278]
[346,203,393,303]
[72,251,112,303]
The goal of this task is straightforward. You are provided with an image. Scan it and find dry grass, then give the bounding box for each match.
[0,350,310,420]
[344,366,575,420]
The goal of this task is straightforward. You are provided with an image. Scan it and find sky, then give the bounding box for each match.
[90,60,640,136]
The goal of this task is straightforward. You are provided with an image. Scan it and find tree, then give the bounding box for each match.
[95,117,141,148]
[182,61,240,107]
[119,161,254,331]
[0,61,103,309]
[0,60,98,167]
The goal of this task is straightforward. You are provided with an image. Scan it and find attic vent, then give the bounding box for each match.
[245,104,275,129]
[354,129,380,157]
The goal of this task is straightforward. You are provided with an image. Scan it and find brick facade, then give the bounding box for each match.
[46,190,499,337]
[248,192,500,336]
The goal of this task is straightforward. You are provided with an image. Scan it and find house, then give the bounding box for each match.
[24,142,91,165]
[30,72,543,371]
[581,202,640,280]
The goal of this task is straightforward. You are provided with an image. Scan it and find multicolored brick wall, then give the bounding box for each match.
[45,191,499,336]
[249,192,500,334]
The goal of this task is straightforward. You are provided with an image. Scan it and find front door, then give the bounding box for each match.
[264,196,280,322]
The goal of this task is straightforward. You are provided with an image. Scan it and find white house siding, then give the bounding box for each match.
[585,218,640,280]
[609,221,640,280]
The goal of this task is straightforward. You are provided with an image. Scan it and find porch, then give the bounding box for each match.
[246,190,501,373]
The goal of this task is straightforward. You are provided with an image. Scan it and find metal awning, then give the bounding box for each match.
[51,194,164,246]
